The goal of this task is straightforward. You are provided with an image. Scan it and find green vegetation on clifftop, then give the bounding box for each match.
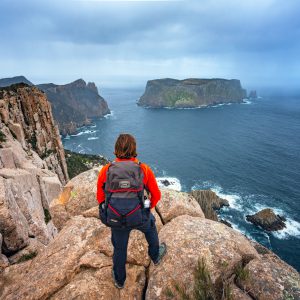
[64,149,110,179]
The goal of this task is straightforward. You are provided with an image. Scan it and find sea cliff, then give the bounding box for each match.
[138,78,247,108]
[37,79,110,135]
[0,76,111,136]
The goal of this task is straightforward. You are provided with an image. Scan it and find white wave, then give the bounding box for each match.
[157,177,182,191]
[70,130,97,137]
[242,99,252,105]
[211,102,233,108]
[272,218,300,240]
[104,111,115,119]
[64,135,70,140]
[212,187,243,211]
[87,137,99,140]
[89,124,97,128]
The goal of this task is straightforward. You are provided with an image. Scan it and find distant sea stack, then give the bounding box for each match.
[37,79,110,135]
[138,78,247,108]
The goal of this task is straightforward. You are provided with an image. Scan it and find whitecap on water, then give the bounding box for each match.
[156,177,182,191]
[71,130,98,137]
[87,137,99,140]
[104,111,115,119]
[272,219,300,239]
[242,99,252,105]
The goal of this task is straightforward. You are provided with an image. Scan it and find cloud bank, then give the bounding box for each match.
[0,0,299,89]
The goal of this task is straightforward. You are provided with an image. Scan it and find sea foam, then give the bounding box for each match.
[70,130,97,137]
[104,111,115,119]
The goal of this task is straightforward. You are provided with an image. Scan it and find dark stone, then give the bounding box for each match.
[246,208,286,231]
[160,179,171,187]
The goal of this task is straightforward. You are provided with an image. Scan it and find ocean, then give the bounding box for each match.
[63,87,300,271]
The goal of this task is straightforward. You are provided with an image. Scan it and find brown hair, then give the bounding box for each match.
[114,134,137,159]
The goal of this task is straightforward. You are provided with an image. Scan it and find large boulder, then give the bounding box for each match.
[0,176,29,253]
[246,208,286,231]
[49,168,100,230]
[0,168,57,249]
[64,167,99,216]
[146,215,259,299]
[238,253,300,300]
[156,188,205,223]
[0,215,146,300]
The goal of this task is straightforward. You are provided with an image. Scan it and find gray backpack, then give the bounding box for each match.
[99,161,150,228]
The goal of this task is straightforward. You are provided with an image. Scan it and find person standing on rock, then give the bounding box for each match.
[97,133,167,289]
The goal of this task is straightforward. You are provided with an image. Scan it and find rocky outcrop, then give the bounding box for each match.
[190,189,229,221]
[246,208,286,231]
[0,216,147,300]
[0,84,69,266]
[157,188,205,223]
[1,182,299,299]
[146,216,259,299]
[238,253,300,300]
[138,78,247,108]
[37,79,110,135]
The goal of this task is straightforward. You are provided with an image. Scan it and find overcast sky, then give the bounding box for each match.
[0,0,299,89]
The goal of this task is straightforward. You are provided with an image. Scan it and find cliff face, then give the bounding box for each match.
[0,84,68,184]
[138,78,247,108]
[37,79,110,135]
[0,84,68,263]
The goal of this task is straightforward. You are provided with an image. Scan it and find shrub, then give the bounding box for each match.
[44,208,52,224]
[165,258,233,300]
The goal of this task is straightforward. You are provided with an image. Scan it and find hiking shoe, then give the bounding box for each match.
[111,269,124,289]
[153,242,167,266]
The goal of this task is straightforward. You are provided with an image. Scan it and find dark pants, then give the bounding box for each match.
[111,213,159,285]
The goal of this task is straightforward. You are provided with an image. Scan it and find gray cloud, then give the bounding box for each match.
[0,0,299,89]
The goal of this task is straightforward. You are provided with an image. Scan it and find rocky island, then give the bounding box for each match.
[0,84,299,300]
[138,78,247,108]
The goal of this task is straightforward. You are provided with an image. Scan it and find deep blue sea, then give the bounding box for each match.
[63,87,300,271]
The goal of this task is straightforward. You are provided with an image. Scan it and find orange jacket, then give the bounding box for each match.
[96,157,161,209]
